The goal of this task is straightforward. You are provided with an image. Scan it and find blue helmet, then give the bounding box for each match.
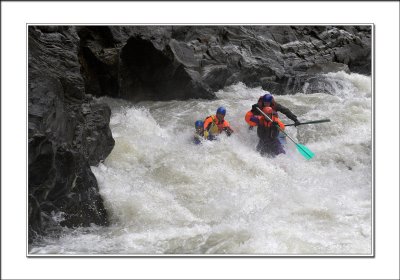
[262,93,273,103]
[195,120,204,128]
[216,106,226,115]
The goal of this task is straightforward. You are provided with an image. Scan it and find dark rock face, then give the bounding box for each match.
[28,26,114,242]
[28,25,371,242]
[77,26,215,101]
[76,25,371,99]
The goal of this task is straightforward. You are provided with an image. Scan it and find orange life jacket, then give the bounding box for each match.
[260,115,285,130]
[246,109,279,127]
[204,115,231,135]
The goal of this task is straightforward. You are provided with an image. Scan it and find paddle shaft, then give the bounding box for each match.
[284,119,331,127]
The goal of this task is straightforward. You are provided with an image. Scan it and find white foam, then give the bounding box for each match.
[30,74,372,255]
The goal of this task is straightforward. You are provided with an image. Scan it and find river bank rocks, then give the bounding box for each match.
[28,25,371,241]
[28,26,114,242]
[77,25,371,99]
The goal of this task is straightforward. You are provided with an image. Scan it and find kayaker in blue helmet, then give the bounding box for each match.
[245,91,300,127]
[203,106,234,140]
[193,120,205,144]
[216,106,226,115]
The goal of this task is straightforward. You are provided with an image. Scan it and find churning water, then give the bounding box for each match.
[29,71,372,255]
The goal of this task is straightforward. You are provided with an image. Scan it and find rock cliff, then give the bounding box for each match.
[77,25,371,99]
[28,26,114,241]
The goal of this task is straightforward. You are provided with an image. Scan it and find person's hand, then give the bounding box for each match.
[294,120,301,127]
[272,121,279,127]
[252,104,260,111]
[250,116,260,125]
[224,127,234,136]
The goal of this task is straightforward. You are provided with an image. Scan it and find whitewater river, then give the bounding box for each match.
[30,71,372,255]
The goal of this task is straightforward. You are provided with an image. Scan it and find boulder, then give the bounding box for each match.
[307,62,350,75]
[28,26,114,242]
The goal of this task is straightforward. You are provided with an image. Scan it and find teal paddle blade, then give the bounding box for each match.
[296,143,315,160]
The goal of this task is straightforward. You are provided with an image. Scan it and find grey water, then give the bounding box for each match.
[29,71,372,255]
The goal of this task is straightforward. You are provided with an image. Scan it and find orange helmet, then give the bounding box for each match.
[262,106,273,115]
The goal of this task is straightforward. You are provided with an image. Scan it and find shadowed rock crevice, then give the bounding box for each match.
[119,36,175,100]
[78,26,120,97]
[119,36,214,101]
[79,46,120,97]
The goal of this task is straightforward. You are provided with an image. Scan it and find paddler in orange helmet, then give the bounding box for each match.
[203,107,234,140]
[256,106,286,157]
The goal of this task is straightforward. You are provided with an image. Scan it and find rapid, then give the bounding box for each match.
[29,71,372,255]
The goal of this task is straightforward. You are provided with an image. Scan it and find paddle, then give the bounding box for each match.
[256,107,315,160]
[284,119,331,127]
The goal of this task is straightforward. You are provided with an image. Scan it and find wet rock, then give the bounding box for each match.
[307,62,350,75]
[75,25,371,98]
[169,39,199,68]
[28,26,114,242]
[202,65,232,91]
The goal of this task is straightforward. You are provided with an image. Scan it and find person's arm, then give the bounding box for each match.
[193,134,202,144]
[276,118,285,130]
[222,120,234,136]
[203,117,212,139]
[203,117,212,131]
[276,103,300,125]
[245,111,260,126]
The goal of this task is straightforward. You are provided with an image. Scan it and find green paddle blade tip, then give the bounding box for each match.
[296,143,315,160]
